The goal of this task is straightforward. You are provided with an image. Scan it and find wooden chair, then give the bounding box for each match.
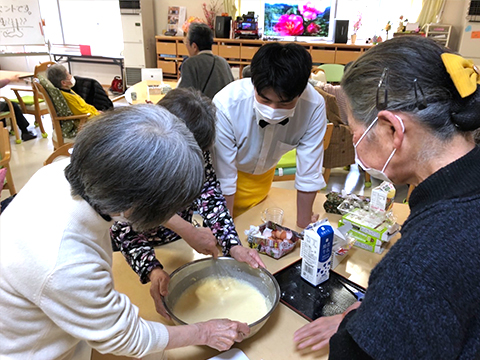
[0,97,21,144]
[0,123,16,195]
[273,123,334,181]
[43,143,74,166]
[32,78,89,149]
[10,61,57,139]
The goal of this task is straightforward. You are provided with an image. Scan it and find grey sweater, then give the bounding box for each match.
[330,146,480,359]
[178,52,234,99]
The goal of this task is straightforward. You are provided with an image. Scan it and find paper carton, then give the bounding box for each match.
[370,181,396,213]
[301,222,334,286]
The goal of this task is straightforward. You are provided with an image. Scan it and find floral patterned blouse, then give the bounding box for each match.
[110,151,241,284]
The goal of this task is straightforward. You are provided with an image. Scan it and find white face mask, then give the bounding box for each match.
[354,115,405,183]
[111,211,129,224]
[69,76,76,88]
[253,97,296,124]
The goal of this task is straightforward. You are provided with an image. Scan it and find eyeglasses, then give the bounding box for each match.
[375,67,428,111]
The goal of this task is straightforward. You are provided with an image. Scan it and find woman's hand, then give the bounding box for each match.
[149,268,171,319]
[183,227,219,257]
[230,245,266,269]
[197,319,250,351]
[293,314,344,351]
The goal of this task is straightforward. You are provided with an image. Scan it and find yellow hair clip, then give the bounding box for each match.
[441,53,480,98]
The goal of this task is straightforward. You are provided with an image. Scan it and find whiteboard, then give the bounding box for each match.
[0,0,45,45]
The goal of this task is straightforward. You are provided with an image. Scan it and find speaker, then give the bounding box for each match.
[215,16,231,38]
[334,20,349,44]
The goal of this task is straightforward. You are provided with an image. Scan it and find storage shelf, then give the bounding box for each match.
[425,23,452,48]
[155,36,373,79]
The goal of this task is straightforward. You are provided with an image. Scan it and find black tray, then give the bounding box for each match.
[274,259,366,322]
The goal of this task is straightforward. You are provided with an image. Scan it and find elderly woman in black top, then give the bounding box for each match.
[294,36,480,359]
[111,88,264,317]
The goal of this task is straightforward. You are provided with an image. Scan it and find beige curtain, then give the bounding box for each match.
[416,0,446,27]
[223,0,237,18]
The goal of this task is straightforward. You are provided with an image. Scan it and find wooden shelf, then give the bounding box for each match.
[155,36,373,79]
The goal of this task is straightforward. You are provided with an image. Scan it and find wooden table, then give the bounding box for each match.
[0,70,33,80]
[124,80,177,105]
[93,188,410,360]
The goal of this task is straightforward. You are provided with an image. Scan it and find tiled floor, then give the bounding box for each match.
[0,80,408,204]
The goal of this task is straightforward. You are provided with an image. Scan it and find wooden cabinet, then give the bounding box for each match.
[218,43,241,59]
[155,36,371,79]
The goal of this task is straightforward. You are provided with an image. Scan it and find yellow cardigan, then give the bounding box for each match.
[62,90,99,118]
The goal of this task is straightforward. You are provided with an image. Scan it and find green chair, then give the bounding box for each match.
[274,123,334,182]
[317,64,345,83]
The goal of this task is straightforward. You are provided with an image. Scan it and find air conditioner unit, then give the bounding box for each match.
[121,0,156,86]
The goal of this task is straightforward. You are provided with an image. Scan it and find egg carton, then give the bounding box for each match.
[245,221,303,259]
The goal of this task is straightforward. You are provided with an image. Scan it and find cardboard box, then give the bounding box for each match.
[246,221,302,259]
[346,228,389,254]
[340,208,400,242]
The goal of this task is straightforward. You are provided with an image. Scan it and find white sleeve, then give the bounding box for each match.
[212,102,238,195]
[39,261,169,358]
[294,100,327,192]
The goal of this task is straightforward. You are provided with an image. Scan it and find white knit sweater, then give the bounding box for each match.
[0,160,169,359]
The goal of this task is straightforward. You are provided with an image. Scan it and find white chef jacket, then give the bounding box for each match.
[212,78,327,195]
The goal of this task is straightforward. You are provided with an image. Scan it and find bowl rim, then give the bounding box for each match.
[162,257,280,328]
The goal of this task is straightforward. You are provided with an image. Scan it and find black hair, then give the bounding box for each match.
[188,23,214,51]
[250,42,312,102]
[157,88,216,151]
[342,36,480,139]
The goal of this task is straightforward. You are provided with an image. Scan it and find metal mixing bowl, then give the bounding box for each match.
[163,257,280,339]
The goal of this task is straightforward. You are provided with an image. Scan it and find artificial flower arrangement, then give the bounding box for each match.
[384,20,392,38]
[353,12,362,34]
[182,16,206,34]
[264,1,330,37]
[202,0,222,29]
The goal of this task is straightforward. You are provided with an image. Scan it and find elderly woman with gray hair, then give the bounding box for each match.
[294,36,480,359]
[0,105,249,359]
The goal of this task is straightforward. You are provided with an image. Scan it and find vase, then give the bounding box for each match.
[351,34,357,45]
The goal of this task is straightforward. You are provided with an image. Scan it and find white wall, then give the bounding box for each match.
[440,0,466,51]
[153,1,207,35]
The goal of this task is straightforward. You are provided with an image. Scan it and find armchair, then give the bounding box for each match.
[10,62,56,139]
[0,122,16,195]
[32,78,88,149]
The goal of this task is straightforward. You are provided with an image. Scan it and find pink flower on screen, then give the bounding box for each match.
[274,14,304,36]
[299,2,322,20]
[307,23,321,34]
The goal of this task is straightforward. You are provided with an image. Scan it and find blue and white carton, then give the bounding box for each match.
[301,221,334,286]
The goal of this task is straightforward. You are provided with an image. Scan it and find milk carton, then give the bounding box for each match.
[301,221,334,286]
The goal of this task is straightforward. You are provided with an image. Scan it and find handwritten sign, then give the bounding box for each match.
[0,0,44,45]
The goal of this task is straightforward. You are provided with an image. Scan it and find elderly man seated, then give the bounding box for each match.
[47,64,100,118]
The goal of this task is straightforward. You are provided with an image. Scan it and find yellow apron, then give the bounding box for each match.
[234,167,276,217]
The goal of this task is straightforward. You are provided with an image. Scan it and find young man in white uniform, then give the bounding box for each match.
[213,43,327,227]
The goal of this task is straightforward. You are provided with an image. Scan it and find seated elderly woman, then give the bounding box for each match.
[111,88,264,317]
[47,64,100,118]
[0,105,249,359]
[294,36,480,358]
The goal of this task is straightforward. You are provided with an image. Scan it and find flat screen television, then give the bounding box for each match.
[264,1,334,41]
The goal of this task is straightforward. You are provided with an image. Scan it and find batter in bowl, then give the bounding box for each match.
[173,276,270,324]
